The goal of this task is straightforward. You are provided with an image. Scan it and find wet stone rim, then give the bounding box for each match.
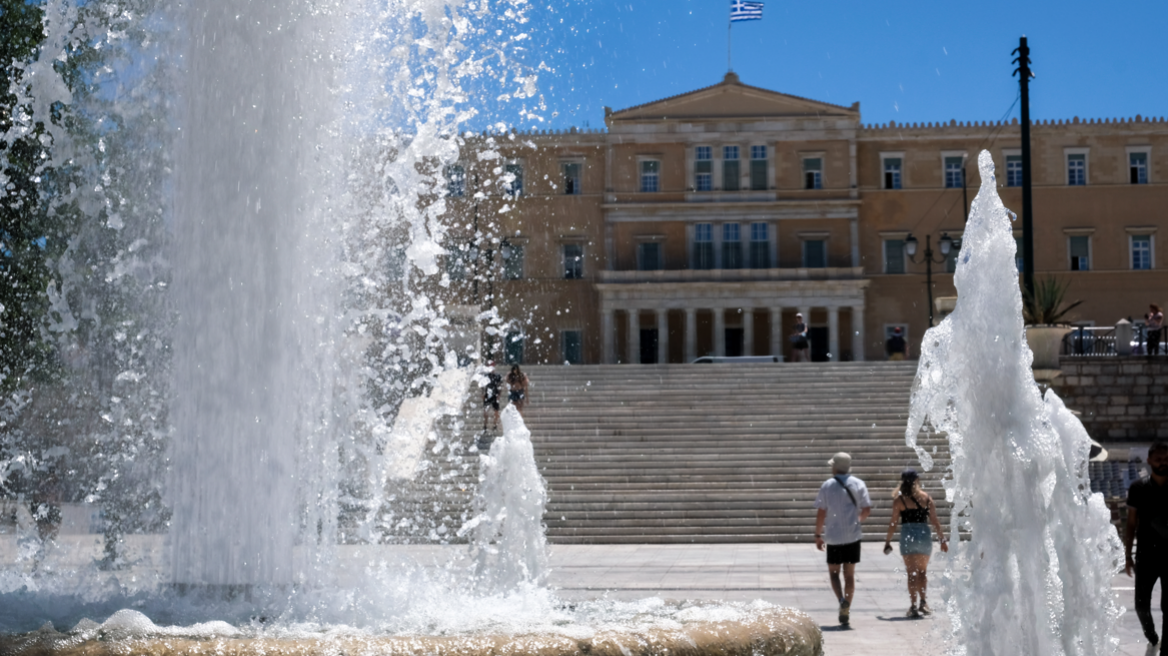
[2,607,823,656]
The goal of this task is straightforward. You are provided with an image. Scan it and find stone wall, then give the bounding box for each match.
[1049,358,1168,442]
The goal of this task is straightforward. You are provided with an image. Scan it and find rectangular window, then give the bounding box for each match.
[562,162,581,195]
[1006,156,1023,187]
[803,239,826,268]
[504,163,523,196]
[803,158,822,190]
[446,243,468,280]
[694,223,714,270]
[446,164,466,197]
[883,158,902,190]
[638,242,661,271]
[561,330,582,365]
[562,244,584,279]
[722,223,742,270]
[750,145,768,191]
[944,156,964,188]
[387,246,407,281]
[1132,235,1152,270]
[503,243,524,279]
[749,222,769,269]
[723,146,740,191]
[884,239,905,274]
[640,160,660,193]
[1069,236,1090,271]
[1015,236,1024,273]
[1067,154,1086,186]
[505,329,525,364]
[1131,152,1149,185]
[695,146,713,191]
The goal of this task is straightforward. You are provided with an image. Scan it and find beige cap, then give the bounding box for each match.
[829,452,852,472]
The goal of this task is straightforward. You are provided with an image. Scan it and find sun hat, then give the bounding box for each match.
[829,452,852,473]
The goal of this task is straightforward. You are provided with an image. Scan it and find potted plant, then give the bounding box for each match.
[1023,277,1083,370]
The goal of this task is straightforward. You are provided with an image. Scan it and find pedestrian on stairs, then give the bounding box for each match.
[791,313,810,362]
[882,468,948,618]
[814,452,872,627]
[482,361,502,430]
[507,364,530,415]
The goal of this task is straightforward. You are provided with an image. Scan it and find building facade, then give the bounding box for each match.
[441,73,1168,364]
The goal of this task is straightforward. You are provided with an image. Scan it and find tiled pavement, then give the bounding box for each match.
[535,543,1154,656]
[2,538,1158,654]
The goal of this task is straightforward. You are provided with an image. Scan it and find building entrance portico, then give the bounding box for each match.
[597,275,869,364]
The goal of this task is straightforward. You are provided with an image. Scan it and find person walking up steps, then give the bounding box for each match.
[482,361,502,430]
[1126,441,1168,656]
[814,452,872,627]
[882,469,948,618]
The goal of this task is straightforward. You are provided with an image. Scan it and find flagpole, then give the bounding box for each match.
[727,12,732,72]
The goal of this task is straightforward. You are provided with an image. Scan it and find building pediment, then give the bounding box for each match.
[606,73,859,125]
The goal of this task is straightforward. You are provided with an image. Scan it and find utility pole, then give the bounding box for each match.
[1013,36,1036,299]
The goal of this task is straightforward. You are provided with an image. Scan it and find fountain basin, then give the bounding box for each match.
[2,607,822,656]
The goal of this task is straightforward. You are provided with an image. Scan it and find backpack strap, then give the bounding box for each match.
[836,478,858,507]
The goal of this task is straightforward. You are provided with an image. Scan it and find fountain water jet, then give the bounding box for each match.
[907,150,1123,655]
[0,1,827,653]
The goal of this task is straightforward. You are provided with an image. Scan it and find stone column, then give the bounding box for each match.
[743,309,755,356]
[685,308,698,363]
[799,306,813,361]
[851,305,866,362]
[828,307,840,362]
[770,307,783,359]
[714,308,726,357]
[601,307,615,364]
[657,308,669,364]
[628,309,640,365]
[850,218,861,267]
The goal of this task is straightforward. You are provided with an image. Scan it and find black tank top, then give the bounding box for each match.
[900,495,930,524]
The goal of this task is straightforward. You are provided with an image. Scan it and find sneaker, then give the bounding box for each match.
[917,600,932,616]
[906,604,921,619]
[838,598,850,625]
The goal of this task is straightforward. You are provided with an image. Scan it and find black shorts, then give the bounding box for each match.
[483,397,499,411]
[826,540,862,565]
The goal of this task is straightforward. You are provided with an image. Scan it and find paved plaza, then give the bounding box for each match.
[539,543,1154,656]
[0,537,1156,654]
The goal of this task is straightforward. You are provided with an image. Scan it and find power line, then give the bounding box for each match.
[905,92,1022,236]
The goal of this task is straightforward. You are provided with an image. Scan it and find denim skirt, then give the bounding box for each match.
[899,522,933,556]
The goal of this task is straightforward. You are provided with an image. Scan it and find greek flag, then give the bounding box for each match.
[730,0,764,22]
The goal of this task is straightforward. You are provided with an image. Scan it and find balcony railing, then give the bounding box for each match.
[598,267,866,284]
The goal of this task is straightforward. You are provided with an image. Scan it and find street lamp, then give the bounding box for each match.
[905,232,955,327]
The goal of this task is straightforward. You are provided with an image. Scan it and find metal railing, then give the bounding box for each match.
[1061,326,1116,357]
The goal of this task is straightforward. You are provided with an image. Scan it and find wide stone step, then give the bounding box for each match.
[393,362,948,545]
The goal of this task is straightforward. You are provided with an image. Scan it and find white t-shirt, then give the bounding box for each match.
[814,475,872,545]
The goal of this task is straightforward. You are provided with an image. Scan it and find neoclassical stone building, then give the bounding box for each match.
[440,73,1168,364]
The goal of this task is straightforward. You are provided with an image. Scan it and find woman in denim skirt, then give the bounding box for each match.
[883,469,949,617]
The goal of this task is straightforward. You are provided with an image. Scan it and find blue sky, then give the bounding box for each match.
[511,0,1168,130]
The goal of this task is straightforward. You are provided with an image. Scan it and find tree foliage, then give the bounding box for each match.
[0,0,57,394]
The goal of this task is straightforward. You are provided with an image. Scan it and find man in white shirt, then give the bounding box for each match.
[814,452,872,626]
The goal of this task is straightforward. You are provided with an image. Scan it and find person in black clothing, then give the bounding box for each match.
[791,313,810,362]
[886,326,908,361]
[482,361,502,430]
[1126,441,1168,655]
